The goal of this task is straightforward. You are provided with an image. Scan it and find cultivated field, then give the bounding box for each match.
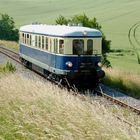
[0,0,140,72]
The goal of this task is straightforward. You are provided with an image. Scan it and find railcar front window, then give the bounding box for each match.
[59,40,64,54]
[87,39,93,55]
[73,39,84,55]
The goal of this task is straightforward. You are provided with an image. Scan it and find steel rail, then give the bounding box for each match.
[95,87,140,115]
[0,46,18,55]
[0,46,21,63]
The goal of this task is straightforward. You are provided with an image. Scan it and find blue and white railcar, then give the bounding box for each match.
[19,24,105,86]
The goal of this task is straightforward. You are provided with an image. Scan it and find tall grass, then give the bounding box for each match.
[0,62,16,73]
[0,73,139,140]
[103,68,140,99]
[0,40,19,51]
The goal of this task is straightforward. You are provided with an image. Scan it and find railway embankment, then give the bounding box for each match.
[0,72,140,139]
[0,41,140,139]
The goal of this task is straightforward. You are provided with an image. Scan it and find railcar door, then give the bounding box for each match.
[73,39,84,70]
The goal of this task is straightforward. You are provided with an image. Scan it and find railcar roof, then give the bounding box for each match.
[19,24,102,37]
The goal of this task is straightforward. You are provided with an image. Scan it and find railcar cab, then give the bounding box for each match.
[49,38,102,57]
[67,38,102,55]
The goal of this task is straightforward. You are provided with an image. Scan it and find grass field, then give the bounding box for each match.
[0,0,140,72]
[103,68,140,98]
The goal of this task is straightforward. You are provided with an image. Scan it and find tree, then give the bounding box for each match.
[56,14,111,67]
[0,14,19,41]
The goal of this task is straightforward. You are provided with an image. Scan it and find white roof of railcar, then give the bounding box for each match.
[19,24,102,38]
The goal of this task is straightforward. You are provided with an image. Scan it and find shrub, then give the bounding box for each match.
[0,14,19,41]
[0,62,16,73]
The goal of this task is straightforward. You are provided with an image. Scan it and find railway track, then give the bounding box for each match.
[0,46,140,127]
[0,46,20,63]
[95,85,140,115]
[94,85,140,128]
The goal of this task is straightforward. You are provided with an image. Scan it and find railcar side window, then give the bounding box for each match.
[21,33,24,43]
[27,34,29,45]
[87,39,93,55]
[35,36,37,47]
[54,39,58,53]
[50,39,52,52]
[42,36,44,49]
[56,39,58,53]
[30,34,32,46]
[39,36,41,48]
[45,37,48,50]
[25,34,27,44]
[59,40,64,54]
[73,39,84,55]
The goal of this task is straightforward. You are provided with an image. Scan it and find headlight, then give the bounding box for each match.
[66,61,73,68]
[97,62,102,67]
[97,70,105,78]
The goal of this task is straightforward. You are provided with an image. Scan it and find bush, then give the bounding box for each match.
[0,14,19,41]
[0,62,16,73]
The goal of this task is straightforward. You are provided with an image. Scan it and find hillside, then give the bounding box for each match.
[0,72,139,139]
[0,0,140,72]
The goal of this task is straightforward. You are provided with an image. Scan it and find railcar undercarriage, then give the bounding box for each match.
[20,57,105,90]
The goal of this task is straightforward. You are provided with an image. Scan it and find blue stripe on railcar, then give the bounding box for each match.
[19,44,101,74]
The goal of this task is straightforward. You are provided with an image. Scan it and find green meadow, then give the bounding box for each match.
[0,0,140,73]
